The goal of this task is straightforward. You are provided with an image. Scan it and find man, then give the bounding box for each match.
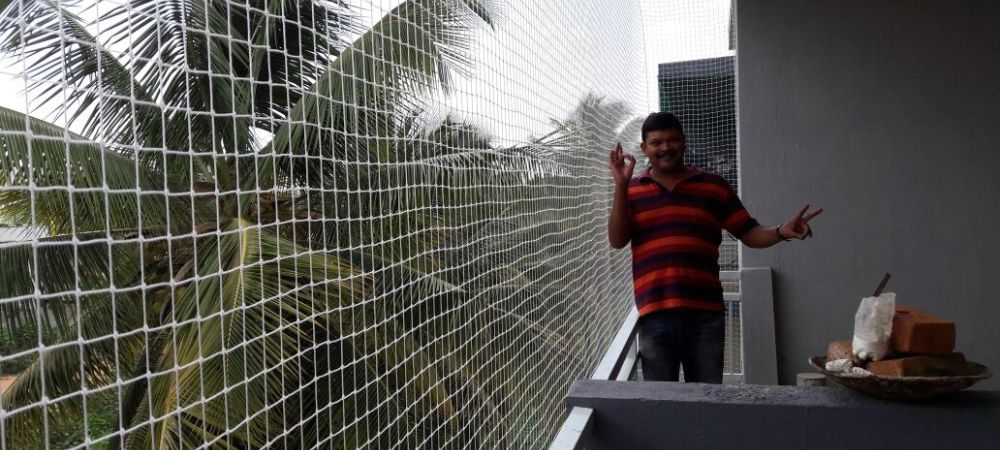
[607,112,822,383]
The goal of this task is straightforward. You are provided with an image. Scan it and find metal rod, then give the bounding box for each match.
[873,272,891,297]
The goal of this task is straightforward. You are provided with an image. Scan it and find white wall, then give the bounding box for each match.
[737,0,1000,387]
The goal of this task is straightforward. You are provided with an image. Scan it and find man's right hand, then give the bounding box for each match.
[608,142,636,186]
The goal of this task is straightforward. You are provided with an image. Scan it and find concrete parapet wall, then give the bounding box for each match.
[566,380,1000,449]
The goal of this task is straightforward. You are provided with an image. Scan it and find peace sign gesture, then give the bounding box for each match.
[778,204,824,240]
[608,142,636,186]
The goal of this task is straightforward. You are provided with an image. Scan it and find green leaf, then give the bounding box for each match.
[139,221,363,448]
[0,234,142,340]
[0,106,175,235]
[262,0,496,187]
[0,293,147,449]
[102,0,359,137]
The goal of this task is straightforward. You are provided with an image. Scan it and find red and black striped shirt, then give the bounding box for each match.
[627,167,758,316]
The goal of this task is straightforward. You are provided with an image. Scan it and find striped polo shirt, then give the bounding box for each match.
[627,166,758,316]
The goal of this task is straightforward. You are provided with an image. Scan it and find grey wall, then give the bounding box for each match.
[737,0,1000,387]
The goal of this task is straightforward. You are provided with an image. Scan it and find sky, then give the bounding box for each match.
[640,0,734,106]
[0,0,733,144]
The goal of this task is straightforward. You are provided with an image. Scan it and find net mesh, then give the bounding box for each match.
[0,0,738,448]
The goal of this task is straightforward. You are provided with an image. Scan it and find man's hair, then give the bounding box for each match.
[641,112,684,142]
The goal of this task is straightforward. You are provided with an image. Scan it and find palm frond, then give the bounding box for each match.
[137,220,363,448]
[455,0,497,28]
[260,0,495,188]
[0,293,147,449]
[104,0,359,129]
[0,0,166,145]
[617,116,645,150]
[0,106,176,235]
[0,233,142,338]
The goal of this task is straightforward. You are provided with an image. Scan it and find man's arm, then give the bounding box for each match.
[740,225,786,249]
[608,182,631,249]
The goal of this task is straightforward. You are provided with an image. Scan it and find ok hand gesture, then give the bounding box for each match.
[779,204,824,240]
[608,142,636,186]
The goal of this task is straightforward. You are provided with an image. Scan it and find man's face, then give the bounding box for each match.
[641,128,686,174]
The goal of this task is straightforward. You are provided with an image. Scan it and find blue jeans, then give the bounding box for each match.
[637,309,725,383]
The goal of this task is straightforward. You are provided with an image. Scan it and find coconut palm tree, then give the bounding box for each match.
[0,0,530,448]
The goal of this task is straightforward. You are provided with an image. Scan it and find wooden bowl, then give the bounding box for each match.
[808,356,993,401]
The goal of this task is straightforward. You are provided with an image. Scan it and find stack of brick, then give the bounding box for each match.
[827,305,970,377]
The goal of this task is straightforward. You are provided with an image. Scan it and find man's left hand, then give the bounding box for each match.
[779,204,823,240]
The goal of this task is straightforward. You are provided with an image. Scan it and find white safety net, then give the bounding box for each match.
[0,0,645,448]
[0,0,741,448]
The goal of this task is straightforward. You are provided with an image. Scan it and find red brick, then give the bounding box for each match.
[827,340,854,361]
[867,353,969,377]
[890,306,956,355]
